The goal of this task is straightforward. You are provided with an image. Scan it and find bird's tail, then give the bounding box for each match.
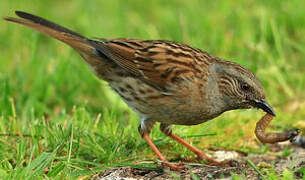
[4,11,94,54]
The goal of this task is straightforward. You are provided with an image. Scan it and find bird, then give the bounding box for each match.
[4,11,277,170]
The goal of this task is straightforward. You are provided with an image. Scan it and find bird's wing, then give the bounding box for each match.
[91,39,207,91]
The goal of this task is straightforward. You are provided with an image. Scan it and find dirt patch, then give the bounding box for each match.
[92,145,304,180]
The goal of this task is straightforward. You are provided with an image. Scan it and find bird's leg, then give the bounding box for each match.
[142,133,167,161]
[139,119,185,170]
[142,134,185,170]
[169,133,230,165]
[160,123,230,166]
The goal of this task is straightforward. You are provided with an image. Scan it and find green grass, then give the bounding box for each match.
[1,0,305,179]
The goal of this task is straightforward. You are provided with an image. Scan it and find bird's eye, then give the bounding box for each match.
[240,82,250,91]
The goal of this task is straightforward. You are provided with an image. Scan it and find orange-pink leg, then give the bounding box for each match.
[143,133,185,170]
[169,133,231,166]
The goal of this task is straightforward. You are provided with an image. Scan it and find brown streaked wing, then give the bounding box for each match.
[90,39,142,76]
[92,39,205,90]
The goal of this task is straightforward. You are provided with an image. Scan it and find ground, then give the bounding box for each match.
[93,143,305,179]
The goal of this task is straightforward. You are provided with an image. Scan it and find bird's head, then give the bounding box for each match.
[214,60,275,116]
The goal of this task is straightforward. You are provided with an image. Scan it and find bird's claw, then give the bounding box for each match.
[182,152,232,166]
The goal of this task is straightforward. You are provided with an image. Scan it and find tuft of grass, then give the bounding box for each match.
[0,0,304,178]
[246,159,266,179]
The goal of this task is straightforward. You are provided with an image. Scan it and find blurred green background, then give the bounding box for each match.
[0,0,304,179]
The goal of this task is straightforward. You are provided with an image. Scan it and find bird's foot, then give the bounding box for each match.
[161,161,185,171]
[183,152,232,166]
[197,152,233,166]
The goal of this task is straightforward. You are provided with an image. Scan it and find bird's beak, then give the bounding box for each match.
[251,99,276,116]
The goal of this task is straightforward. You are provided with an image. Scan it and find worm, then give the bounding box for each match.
[292,135,305,148]
[255,113,300,144]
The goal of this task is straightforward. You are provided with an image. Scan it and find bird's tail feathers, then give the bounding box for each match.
[4,11,94,53]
